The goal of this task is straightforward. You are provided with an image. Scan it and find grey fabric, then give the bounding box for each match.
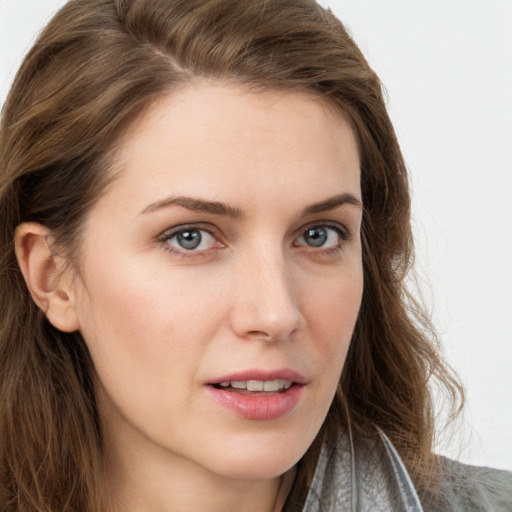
[425,457,512,512]
[302,432,512,512]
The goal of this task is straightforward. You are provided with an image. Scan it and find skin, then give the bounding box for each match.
[17,83,364,512]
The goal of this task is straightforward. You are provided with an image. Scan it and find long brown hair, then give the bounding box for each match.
[0,0,463,510]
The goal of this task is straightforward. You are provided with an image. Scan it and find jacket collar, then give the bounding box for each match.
[302,428,424,512]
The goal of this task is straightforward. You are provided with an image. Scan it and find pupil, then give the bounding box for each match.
[177,230,202,250]
[305,228,327,247]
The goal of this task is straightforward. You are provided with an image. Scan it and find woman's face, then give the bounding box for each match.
[70,83,363,480]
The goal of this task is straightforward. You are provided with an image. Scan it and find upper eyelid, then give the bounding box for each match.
[296,220,351,239]
[158,222,219,239]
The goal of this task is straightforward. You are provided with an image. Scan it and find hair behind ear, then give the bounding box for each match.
[2,230,103,511]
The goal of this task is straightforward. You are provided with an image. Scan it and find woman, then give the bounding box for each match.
[0,0,510,510]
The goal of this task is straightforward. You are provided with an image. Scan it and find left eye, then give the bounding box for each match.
[165,228,217,251]
[296,225,343,248]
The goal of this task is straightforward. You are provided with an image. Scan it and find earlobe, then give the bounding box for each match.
[14,222,80,333]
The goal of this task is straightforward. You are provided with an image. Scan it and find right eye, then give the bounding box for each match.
[161,227,220,254]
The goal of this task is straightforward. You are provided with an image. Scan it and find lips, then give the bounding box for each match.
[205,369,307,420]
[208,369,307,387]
[216,379,293,393]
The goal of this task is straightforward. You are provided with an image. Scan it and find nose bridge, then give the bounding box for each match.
[231,242,300,341]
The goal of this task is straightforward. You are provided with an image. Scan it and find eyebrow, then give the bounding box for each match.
[140,196,244,218]
[139,192,362,218]
[301,193,362,215]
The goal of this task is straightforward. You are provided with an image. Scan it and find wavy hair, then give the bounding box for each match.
[0,0,463,509]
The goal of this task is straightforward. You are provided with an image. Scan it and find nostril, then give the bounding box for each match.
[247,330,270,338]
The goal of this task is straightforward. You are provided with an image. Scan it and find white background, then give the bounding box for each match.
[1,0,511,470]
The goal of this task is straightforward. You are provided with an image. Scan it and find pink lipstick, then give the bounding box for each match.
[205,369,306,420]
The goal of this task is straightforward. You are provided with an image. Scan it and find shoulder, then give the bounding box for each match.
[425,456,512,512]
[304,433,512,512]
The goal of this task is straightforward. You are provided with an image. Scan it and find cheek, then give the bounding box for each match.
[74,265,226,431]
[75,257,226,380]
[303,267,363,371]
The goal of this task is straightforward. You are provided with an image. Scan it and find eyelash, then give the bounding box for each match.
[158,224,221,259]
[295,222,351,249]
[157,221,351,259]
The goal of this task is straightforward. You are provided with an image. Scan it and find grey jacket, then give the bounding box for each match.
[302,430,512,511]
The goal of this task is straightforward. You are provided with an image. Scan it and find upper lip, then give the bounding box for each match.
[207,368,308,385]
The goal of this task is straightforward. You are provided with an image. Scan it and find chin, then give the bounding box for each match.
[197,431,313,480]
[210,457,297,481]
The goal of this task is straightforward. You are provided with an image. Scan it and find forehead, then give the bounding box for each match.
[102,82,361,215]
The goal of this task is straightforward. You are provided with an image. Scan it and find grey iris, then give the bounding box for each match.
[177,230,202,250]
[305,227,327,247]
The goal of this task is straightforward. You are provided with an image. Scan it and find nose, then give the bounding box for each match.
[229,248,302,342]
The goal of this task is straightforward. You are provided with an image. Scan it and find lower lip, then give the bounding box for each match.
[205,384,304,420]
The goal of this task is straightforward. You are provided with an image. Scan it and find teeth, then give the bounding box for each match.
[263,380,280,392]
[281,380,292,390]
[247,380,264,391]
[218,379,293,391]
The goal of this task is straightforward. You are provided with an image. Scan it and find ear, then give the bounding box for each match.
[14,222,80,333]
